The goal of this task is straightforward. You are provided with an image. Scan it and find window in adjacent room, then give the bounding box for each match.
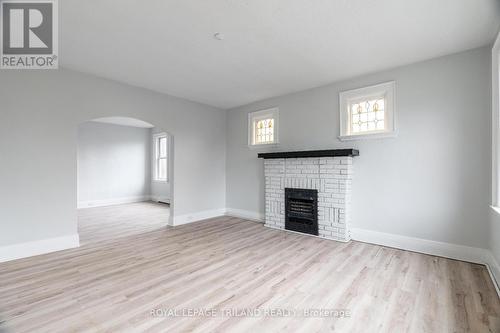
[339,81,396,140]
[248,107,279,146]
[154,133,168,181]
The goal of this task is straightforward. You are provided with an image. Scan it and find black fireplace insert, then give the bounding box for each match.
[285,188,318,236]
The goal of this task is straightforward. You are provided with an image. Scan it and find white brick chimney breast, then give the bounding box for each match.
[260,150,357,242]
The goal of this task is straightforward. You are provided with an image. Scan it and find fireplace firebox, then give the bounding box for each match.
[285,188,318,236]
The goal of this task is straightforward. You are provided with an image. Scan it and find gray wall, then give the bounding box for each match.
[0,68,226,247]
[77,122,151,206]
[226,46,491,248]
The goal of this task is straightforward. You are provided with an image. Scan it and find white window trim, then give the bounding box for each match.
[338,81,397,141]
[153,132,168,183]
[248,107,279,148]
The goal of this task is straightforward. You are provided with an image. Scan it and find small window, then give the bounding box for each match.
[154,133,168,182]
[248,108,279,146]
[339,81,396,140]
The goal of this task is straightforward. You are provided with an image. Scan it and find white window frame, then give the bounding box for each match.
[248,107,279,147]
[153,133,168,182]
[338,81,396,141]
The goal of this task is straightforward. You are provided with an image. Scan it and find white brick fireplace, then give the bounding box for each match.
[259,150,357,242]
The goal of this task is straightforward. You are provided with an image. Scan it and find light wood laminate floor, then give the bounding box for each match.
[77,201,170,245]
[0,202,499,332]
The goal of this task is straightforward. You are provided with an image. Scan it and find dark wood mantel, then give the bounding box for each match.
[257,149,359,159]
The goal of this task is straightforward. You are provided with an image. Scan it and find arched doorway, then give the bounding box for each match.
[76,117,173,245]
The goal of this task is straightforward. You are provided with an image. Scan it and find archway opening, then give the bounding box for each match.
[77,117,173,245]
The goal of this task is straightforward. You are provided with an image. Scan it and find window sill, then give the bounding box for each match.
[338,131,397,142]
[248,143,279,150]
[153,180,168,184]
[490,205,500,216]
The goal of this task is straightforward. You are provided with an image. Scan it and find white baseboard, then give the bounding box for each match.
[225,208,264,222]
[150,195,171,204]
[172,208,226,226]
[0,234,80,263]
[351,228,489,264]
[77,195,151,209]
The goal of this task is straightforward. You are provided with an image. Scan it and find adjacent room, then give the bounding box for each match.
[1,1,500,332]
[77,117,172,245]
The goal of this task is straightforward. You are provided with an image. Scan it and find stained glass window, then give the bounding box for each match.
[255,118,274,144]
[339,81,395,140]
[350,98,385,134]
[248,108,279,146]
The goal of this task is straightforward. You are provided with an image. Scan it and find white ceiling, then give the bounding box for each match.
[61,0,500,109]
[91,117,154,128]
